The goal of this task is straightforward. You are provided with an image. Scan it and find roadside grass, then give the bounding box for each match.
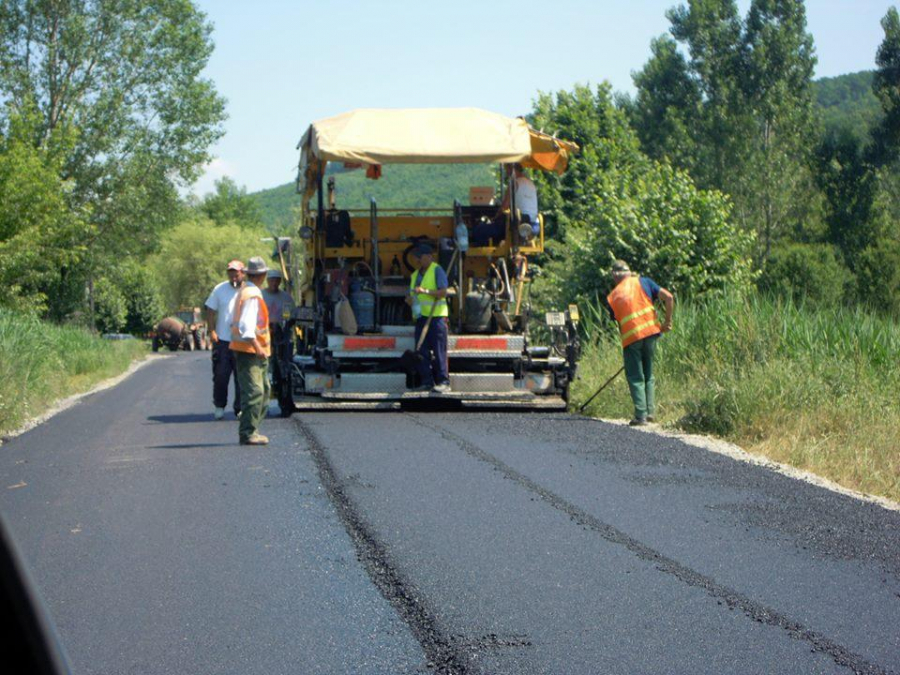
[0,309,148,436]
[572,291,900,503]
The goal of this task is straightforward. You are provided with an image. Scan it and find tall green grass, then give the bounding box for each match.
[573,291,900,502]
[0,309,147,435]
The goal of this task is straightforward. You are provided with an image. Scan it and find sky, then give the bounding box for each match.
[189,0,898,196]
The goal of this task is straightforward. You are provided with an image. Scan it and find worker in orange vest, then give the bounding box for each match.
[230,257,271,445]
[605,260,674,426]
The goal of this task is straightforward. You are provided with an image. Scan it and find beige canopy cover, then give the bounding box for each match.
[297,108,577,205]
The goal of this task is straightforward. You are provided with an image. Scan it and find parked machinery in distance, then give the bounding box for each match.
[151,308,209,352]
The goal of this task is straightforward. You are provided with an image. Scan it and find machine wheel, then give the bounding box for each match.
[185,334,195,351]
[277,371,294,417]
[152,336,160,352]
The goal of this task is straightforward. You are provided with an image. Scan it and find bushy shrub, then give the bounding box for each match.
[855,238,900,316]
[759,243,854,306]
[93,279,127,334]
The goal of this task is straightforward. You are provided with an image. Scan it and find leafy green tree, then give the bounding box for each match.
[631,0,820,262]
[531,83,645,240]
[630,36,701,174]
[93,278,127,333]
[870,7,900,167]
[0,0,226,321]
[200,177,265,229]
[816,8,900,279]
[0,109,87,312]
[530,85,755,308]
[152,218,269,311]
[119,263,164,334]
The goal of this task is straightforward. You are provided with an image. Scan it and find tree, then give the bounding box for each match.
[530,85,755,308]
[816,8,900,277]
[870,7,900,166]
[0,108,87,313]
[631,0,820,262]
[0,0,226,321]
[199,177,265,229]
[629,36,701,174]
[152,218,268,311]
[119,262,164,333]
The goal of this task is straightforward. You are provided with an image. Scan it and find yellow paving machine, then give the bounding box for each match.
[275,108,580,411]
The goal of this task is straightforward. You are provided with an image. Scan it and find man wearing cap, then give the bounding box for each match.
[262,269,294,408]
[230,257,271,445]
[205,260,245,420]
[605,260,674,426]
[407,243,451,393]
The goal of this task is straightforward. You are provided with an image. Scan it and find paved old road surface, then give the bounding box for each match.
[0,352,898,675]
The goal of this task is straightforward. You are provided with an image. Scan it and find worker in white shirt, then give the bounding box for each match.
[497,163,539,240]
[205,260,244,420]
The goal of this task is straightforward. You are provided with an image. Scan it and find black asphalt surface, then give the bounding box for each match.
[0,352,898,675]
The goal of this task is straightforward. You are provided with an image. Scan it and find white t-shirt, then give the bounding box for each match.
[236,283,260,340]
[204,281,240,341]
[514,176,538,220]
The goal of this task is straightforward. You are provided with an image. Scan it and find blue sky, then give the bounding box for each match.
[190,0,896,195]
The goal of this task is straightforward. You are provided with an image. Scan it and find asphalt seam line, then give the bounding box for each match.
[293,417,476,675]
[412,414,893,675]
[0,354,168,447]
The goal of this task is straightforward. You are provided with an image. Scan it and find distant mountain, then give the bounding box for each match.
[253,164,496,234]
[813,70,881,140]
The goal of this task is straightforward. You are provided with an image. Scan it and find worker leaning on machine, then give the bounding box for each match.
[406,243,451,394]
[605,260,674,427]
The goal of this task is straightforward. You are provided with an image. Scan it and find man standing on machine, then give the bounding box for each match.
[498,163,539,240]
[408,243,451,394]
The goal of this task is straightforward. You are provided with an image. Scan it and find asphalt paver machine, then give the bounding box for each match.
[277,108,581,411]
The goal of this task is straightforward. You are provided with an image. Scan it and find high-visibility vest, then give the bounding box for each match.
[409,262,449,318]
[607,275,661,348]
[229,285,270,357]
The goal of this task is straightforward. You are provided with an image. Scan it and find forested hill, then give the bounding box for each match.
[813,70,881,139]
[253,71,879,233]
[253,164,495,233]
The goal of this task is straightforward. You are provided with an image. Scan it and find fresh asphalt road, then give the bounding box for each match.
[0,353,898,675]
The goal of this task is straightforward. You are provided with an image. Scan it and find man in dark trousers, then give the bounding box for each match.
[606,260,674,426]
[408,243,451,393]
[205,260,245,420]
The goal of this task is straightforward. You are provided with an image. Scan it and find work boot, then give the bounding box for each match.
[431,383,451,394]
[629,417,648,427]
[646,415,656,423]
[409,384,431,392]
[240,434,269,446]
[214,407,225,420]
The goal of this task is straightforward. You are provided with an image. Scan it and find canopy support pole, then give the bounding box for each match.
[370,197,381,331]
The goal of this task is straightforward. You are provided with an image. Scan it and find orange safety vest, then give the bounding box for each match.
[607,275,661,348]
[229,286,270,357]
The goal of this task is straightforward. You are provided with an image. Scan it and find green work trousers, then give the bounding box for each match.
[235,351,270,442]
[623,335,658,420]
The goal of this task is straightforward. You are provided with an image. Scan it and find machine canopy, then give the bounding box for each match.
[297,108,578,205]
